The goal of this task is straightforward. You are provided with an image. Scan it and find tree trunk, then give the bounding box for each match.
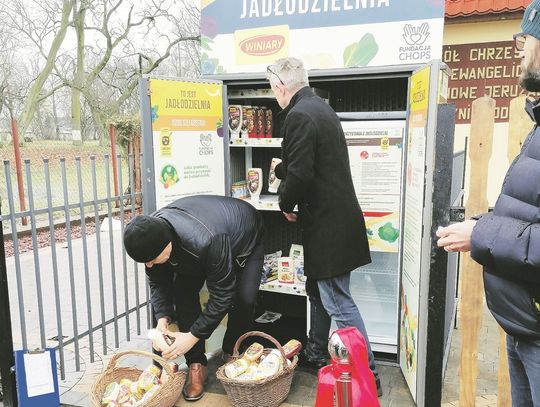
[17,0,74,138]
[52,92,60,140]
[71,0,85,145]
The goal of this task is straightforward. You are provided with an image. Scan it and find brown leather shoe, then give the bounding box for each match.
[182,363,208,401]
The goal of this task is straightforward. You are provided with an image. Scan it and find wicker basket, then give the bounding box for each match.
[216,331,298,407]
[90,349,186,407]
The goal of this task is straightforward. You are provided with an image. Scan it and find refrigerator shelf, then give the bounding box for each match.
[351,288,396,303]
[241,196,298,212]
[259,281,306,297]
[230,138,283,147]
[357,267,398,276]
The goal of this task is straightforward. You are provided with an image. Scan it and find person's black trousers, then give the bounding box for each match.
[173,238,264,366]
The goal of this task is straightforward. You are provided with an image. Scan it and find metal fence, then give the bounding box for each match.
[0,153,149,405]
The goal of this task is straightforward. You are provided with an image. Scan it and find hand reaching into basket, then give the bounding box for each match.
[162,331,200,360]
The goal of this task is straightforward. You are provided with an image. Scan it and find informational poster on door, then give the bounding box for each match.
[148,79,225,208]
[400,65,431,400]
[343,121,405,253]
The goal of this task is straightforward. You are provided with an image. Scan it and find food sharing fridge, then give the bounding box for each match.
[140,1,458,405]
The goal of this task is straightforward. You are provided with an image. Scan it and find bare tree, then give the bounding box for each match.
[63,0,201,141]
[1,0,201,143]
[0,0,75,138]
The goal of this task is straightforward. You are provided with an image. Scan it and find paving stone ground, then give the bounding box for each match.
[3,230,501,407]
[54,304,500,407]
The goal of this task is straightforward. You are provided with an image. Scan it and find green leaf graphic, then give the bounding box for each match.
[343,33,379,67]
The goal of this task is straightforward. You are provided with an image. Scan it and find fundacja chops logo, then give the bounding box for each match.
[402,23,430,46]
[239,34,285,56]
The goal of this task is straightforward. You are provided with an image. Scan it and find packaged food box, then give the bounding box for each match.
[278,257,294,284]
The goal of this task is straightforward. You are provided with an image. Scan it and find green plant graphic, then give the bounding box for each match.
[343,33,379,67]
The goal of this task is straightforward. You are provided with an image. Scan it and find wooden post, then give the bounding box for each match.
[495,94,533,407]
[459,96,495,406]
[508,95,530,160]
[497,326,510,407]
[10,119,27,226]
[109,124,120,207]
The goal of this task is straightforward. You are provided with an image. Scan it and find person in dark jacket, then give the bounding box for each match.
[437,3,540,404]
[267,57,381,395]
[123,195,264,401]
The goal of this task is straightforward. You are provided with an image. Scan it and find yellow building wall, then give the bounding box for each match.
[443,18,529,206]
[444,19,521,45]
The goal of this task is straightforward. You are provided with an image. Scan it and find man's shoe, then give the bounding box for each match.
[182,363,208,401]
[297,350,327,370]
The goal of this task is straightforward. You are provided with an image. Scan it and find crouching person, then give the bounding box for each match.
[123,195,264,401]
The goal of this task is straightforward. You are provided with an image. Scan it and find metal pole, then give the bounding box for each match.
[109,125,120,207]
[335,372,352,407]
[10,119,26,226]
[0,200,17,407]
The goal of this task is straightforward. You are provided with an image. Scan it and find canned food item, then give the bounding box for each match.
[139,384,161,404]
[224,358,250,378]
[137,365,161,393]
[116,382,131,404]
[282,339,302,359]
[101,382,120,405]
[253,350,282,380]
[244,342,264,362]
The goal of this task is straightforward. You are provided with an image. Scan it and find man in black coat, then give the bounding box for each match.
[268,57,381,394]
[123,195,264,401]
[437,3,540,404]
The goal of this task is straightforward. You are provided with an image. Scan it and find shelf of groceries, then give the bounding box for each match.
[259,244,305,296]
[259,281,306,297]
[230,137,282,147]
[240,195,279,211]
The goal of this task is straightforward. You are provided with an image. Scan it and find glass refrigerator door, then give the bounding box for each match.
[342,120,406,354]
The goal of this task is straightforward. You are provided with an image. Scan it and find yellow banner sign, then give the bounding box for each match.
[150,79,223,131]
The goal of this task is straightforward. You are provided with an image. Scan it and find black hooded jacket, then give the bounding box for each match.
[145,195,263,339]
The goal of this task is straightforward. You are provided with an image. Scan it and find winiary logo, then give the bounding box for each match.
[235,25,289,65]
[239,34,285,56]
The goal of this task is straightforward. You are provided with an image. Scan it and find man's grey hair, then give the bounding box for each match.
[268,57,309,92]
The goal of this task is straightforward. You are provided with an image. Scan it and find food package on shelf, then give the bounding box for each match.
[289,244,305,285]
[278,257,294,284]
[231,180,248,199]
[261,250,281,284]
